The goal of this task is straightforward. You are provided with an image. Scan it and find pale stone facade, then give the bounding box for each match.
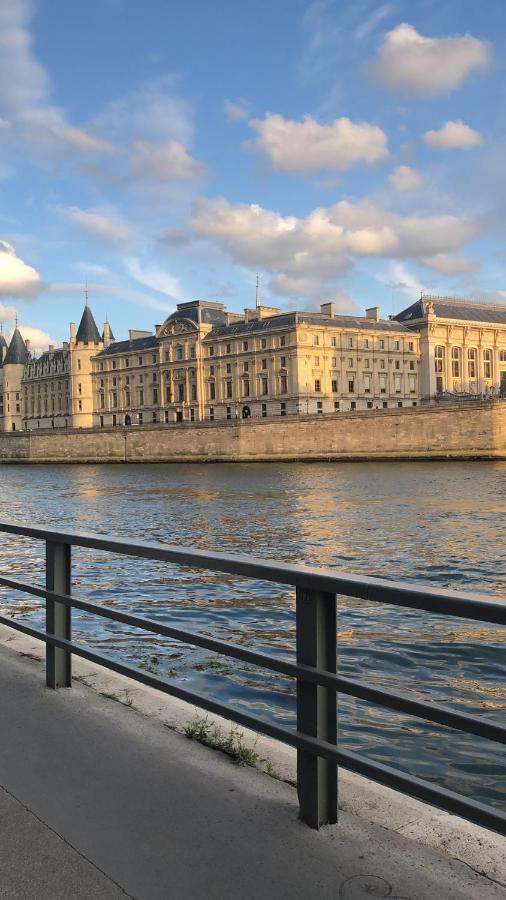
[394,296,506,400]
[91,300,420,427]
[1,294,505,433]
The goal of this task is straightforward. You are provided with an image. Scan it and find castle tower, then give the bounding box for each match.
[69,304,103,428]
[3,327,29,431]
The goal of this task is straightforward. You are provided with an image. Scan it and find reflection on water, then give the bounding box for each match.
[0,461,505,810]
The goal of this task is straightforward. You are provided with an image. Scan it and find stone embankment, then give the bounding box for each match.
[0,401,505,463]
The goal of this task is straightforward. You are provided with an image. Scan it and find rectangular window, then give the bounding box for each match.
[226,363,231,374]
[153,388,158,404]
[243,380,250,397]
[314,356,320,367]
[208,346,214,357]
[409,342,414,351]
[395,341,400,351]
[331,357,337,367]
[138,357,143,366]
[262,358,267,370]
[280,401,286,416]
[261,338,267,349]
[364,375,371,393]
[317,401,323,414]
[280,356,286,368]
[178,383,184,402]
[379,339,384,349]
[138,413,143,424]
[164,410,169,423]
[483,349,492,379]
[226,406,231,420]
[350,401,356,410]
[280,336,286,347]
[334,400,340,410]
[191,383,197,401]
[78,400,82,411]
[394,360,400,370]
[313,335,319,346]
[262,403,267,417]
[379,375,386,393]
[348,337,353,348]
[364,359,370,368]
[409,375,416,393]
[209,365,215,376]
[139,390,144,405]
[331,336,337,347]
[331,379,338,393]
[314,379,321,393]
[243,361,249,372]
[209,382,216,400]
[125,358,130,367]
[209,407,214,421]
[262,377,268,395]
[364,339,369,349]
[394,375,402,393]
[409,361,415,370]
[280,375,287,393]
[468,348,477,378]
[348,379,354,393]
[380,359,385,369]
[226,343,231,354]
[451,347,461,377]
[226,381,233,398]
[434,346,445,373]
[243,341,249,351]
[190,408,195,422]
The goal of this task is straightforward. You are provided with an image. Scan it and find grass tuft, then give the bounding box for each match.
[184,716,259,767]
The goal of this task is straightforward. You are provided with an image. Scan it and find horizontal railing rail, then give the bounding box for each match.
[0,521,504,835]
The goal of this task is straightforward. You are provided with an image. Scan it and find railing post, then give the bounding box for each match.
[296,587,337,828]
[46,540,72,688]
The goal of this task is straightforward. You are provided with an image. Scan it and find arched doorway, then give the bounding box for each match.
[242,405,251,419]
[125,414,131,426]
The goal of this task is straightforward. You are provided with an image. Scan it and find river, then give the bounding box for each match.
[0,461,504,812]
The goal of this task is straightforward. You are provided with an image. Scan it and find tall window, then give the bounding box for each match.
[483,349,492,379]
[451,347,461,378]
[314,379,321,393]
[262,377,268,395]
[379,375,386,394]
[226,381,233,398]
[409,375,416,393]
[348,378,354,393]
[468,348,476,378]
[394,375,401,393]
[280,375,287,393]
[434,346,445,373]
[209,382,216,400]
[243,380,250,397]
[364,375,371,393]
[331,379,338,393]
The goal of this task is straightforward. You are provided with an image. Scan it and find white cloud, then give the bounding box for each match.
[124,258,182,300]
[223,99,250,122]
[0,239,42,297]
[366,23,491,96]
[249,113,389,172]
[421,253,478,275]
[423,120,483,150]
[268,272,355,309]
[192,197,479,295]
[0,0,113,161]
[92,78,193,148]
[131,139,208,180]
[388,165,423,191]
[64,207,135,249]
[0,301,17,321]
[17,324,55,355]
[382,261,425,297]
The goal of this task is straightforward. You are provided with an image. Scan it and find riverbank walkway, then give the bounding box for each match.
[1,644,504,900]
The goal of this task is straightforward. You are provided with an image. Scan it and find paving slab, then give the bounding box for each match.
[0,646,504,900]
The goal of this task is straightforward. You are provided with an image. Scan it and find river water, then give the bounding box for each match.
[0,461,504,812]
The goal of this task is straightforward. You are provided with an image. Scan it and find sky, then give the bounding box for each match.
[0,0,505,351]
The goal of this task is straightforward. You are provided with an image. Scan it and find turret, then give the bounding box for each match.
[3,327,29,431]
[69,304,103,428]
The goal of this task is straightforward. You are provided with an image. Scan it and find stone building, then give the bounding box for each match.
[2,293,505,433]
[394,296,506,400]
[91,299,420,427]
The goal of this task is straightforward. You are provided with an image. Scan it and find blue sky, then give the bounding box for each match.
[0,0,505,350]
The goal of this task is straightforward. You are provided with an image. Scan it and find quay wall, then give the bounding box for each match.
[0,402,505,464]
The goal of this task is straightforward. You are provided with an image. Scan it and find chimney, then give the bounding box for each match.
[70,322,76,346]
[48,344,54,354]
[103,321,111,347]
[320,302,335,318]
[365,306,380,322]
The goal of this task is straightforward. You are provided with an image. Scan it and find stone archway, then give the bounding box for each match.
[242,405,251,419]
[125,414,131,426]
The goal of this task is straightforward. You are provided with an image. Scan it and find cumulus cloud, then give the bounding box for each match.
[366,23,491,96]
[421,253,478,275]
[0,301,17,321]
[17,324,55,355]
[0,0,113,161]
[423,120,483,150]
[131,139,208,180]
[0,239,43,297]
[223,98,250,122]
[64,207,135,249]
[268,273,355,310]
[388,165,423,191]
[191,197,479,297]
[249,113,389,172]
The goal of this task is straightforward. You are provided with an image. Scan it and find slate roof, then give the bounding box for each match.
[0,333,7,367]
[4,328,29,365]
[205,311,412,340]
[76,305,101,343]
[395,297,506,325]
[96,335,159,357]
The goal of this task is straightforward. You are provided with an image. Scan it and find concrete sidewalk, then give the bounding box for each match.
[0,646,504,900]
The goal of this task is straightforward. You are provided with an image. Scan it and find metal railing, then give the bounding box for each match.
[0,521,504,834]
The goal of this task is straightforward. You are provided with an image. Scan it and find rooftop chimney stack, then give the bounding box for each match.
[70,322,76,346]
[365,306,380,321]
[320,302,335,318]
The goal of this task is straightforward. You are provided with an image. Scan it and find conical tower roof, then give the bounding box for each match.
[4,327,28,365]
[76,305,101,344]
[0,331,7,367]
[102,323,115,342]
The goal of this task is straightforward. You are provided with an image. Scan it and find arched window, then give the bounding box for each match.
[483,348,492,379]
[467,348,476,378]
